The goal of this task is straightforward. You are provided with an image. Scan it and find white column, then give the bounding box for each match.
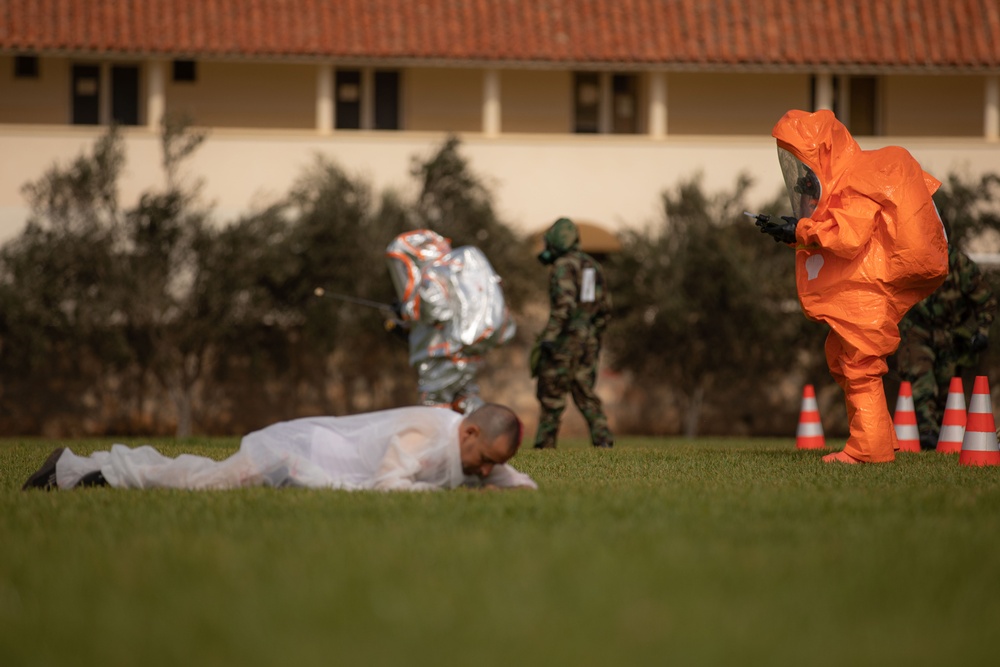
[361,68,375,130]
[147,60,165,131]
[986,76,999,142]
[599,72,612,134]
[316,64,333,134]
[814,72,834,111]
[483,69,501,137]
[648,71,667,138]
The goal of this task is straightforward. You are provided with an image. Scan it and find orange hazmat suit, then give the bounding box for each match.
[771,110,948,462]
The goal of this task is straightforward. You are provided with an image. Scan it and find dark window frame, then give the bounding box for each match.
[14,55,39,79]
[335,69,362,130]
[111,65,140,126]
[847,76,879,136]
[374,70,400,131]
[611,73,639,134]
[172,59,197,83]
[71,64,101,125]
[574,72,600,134]
[810,74,880,136]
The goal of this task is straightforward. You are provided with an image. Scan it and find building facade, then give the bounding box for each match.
[1,0,999,242]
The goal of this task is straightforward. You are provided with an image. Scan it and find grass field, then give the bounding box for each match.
[2,435,999,667]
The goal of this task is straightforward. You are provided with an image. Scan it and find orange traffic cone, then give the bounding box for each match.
[959,376,1000,466]
[893,381,920,452]
[796,384,825,450]
[936,377,966,454]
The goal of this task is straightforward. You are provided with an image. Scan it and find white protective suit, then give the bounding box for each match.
[54,407,536,492]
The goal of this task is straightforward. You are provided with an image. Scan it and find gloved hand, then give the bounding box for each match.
[970,332,989,353]
[757,216,798,244]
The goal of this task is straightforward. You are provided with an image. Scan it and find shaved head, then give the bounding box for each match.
[463,403,523,457]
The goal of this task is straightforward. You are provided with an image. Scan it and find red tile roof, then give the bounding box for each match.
[2,0,999,71]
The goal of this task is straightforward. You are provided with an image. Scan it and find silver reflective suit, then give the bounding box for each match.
[386,230,516,413]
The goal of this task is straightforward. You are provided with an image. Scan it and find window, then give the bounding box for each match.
[612,74,638,134]
[72,65,100,125]
[112,66,140,125]
[71,63,141,126]
[811,74,879,136]
[847,76,878,136]
[374,70,399,130]
[575,72,640,134]
[14,55,38,78]
[335,70,361,129]
[574,72,600,133]
[173,60,197,83]
[334,69,400,130]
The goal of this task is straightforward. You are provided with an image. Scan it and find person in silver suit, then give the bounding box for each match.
[385,230,516,413]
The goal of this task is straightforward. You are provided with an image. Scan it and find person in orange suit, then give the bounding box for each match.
[758,110,949,463]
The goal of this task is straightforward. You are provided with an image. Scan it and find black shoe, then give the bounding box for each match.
[21,447,66,491]
[77,470,108,488]
[919,436,937,451]
[593,441,614,449]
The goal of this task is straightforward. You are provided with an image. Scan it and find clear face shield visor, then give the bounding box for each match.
[777,147,821,219]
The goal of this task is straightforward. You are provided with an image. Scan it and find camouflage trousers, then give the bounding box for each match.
[533,336,613,448]
[896,333,967,447]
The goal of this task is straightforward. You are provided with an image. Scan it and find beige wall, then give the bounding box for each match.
[405,67,482,132]
[884,76,985,136]
[500,70,572,133]
[4,127,999,247]
[668,73,810,135]
[0,56,70,124]
[166,61,314,129]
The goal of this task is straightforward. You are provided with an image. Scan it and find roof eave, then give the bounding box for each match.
[3,47,999,75]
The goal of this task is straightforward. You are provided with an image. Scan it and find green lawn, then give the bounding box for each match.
[2,436,998,667]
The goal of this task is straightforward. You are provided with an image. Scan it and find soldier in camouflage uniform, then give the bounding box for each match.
[531,217,614,449]
[897,240,997,449]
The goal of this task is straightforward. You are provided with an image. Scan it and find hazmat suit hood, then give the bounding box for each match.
[385,230,452,318]
[538,217,580,265]
[773,109,860,192]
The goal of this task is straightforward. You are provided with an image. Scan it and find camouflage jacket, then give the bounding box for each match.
[539,250,612,345]
[901,246,997,346]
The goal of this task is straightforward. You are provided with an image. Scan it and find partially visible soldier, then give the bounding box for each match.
[897,232,997,450]
[531,217,614,449]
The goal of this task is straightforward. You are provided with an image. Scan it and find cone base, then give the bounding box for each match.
[935,441,962,454]
[897,440,921,453]
[958,450,1000,466]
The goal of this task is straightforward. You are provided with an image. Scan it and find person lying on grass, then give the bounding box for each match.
[22,403,537,492]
